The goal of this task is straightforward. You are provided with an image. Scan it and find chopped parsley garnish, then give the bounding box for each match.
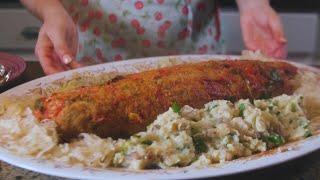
[191,125,200,135]
[141,140,153,146]
[264,134,285,146]
[226,95,236,102]
[291,103,297,112]
[230,68,239,74]
[171,102,181,114]
[209,104,218,111]
[132,134,141,138]
[239,103,246,117]
[192,135,208,154]
[300,121,309,128]
[122,84,129,90]
[304,130,313,138]
[120,142,130,153]
[270,69,282,82]
[34,99,44,112]
[260,92,272,99]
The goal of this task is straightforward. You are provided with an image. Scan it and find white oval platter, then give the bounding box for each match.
[0,54,319,180]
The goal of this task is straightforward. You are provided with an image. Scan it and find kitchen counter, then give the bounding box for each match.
[1,61,320,180]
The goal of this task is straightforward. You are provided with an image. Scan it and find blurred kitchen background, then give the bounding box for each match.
[0,0,319,64]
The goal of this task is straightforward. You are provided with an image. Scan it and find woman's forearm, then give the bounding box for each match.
[236,0,269,12]
[20,0,67,21]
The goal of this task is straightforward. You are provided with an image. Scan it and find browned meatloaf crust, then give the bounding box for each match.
[33,60,298,140]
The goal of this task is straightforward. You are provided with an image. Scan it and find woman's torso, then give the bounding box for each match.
[61,0,224,64]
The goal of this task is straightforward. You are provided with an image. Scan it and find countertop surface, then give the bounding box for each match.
[1,62,320,180]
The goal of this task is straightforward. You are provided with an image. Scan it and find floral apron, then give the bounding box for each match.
[61,0,225,64]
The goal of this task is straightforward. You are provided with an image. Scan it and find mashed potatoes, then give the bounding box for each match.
[0,93,313,170]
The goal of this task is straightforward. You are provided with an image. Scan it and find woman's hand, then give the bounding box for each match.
[21,0,82,74]
[236,0,287,59]
[35,12,82,74]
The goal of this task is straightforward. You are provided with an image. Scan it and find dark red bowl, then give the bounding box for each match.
[0,52,26,86]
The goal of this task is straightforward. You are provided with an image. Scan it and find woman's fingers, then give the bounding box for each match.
[240,15,256,50]
[69,61,83,69]
[273,43,288,59]
[241,15,272,54]
[240,10,288,59]
[268,13,287,44]
[46,21,78,65]
[36,20,83,75]
[51,37,75,65]
[51,52,71,70]
[33,7,81,75]
[48,25,84,70]
[38,34,82,74]
[267,13,287,58]
[35,30,67,75]
[268,14,288,59]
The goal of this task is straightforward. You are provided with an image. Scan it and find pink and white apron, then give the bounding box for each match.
[61,0,225,65]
